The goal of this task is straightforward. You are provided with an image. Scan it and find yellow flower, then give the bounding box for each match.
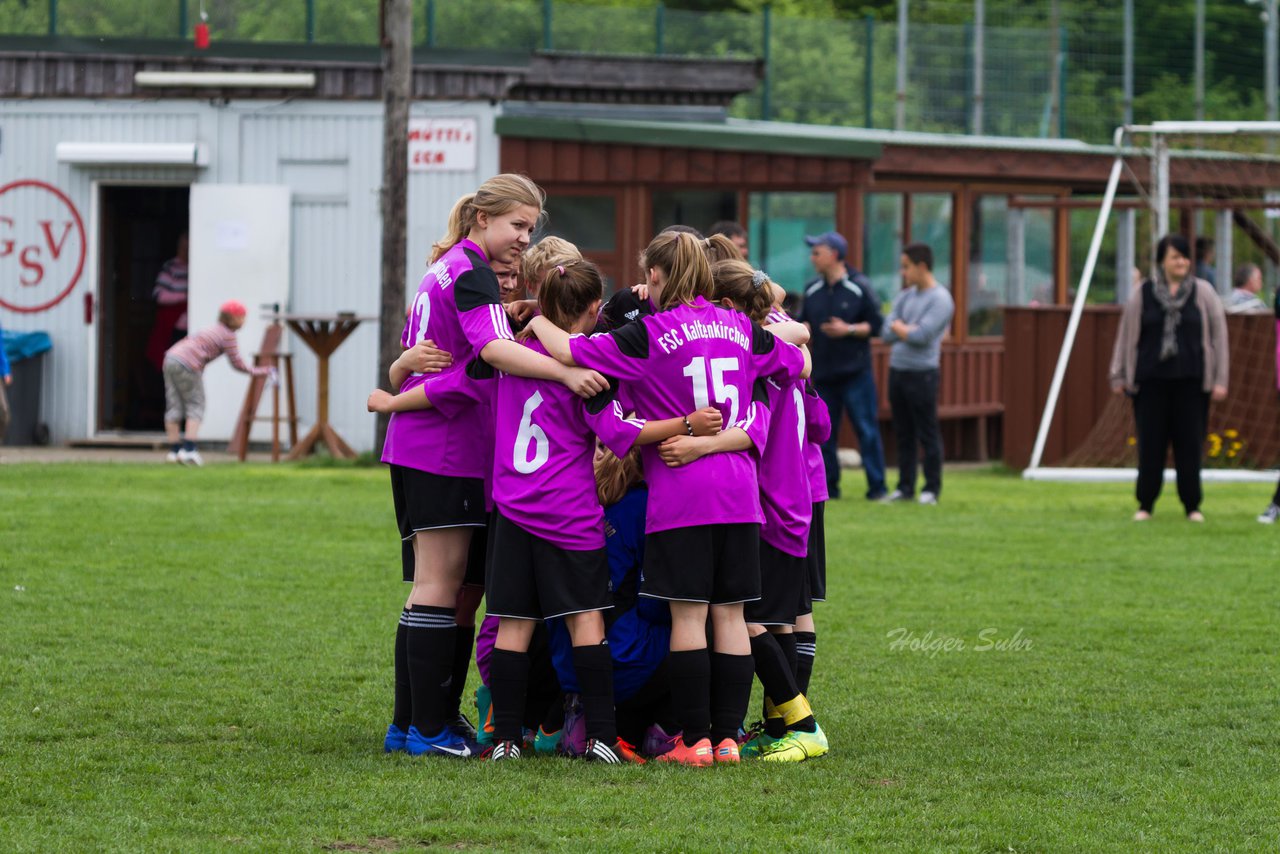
[1127,436,1137,446]
[1227,450,1237,458]
[1224,429,1238,438]
[1208,432,1221,442]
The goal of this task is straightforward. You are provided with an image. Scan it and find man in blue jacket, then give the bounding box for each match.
[797,231,887,501]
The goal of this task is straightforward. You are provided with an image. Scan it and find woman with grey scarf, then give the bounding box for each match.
[1109,233,1229,522]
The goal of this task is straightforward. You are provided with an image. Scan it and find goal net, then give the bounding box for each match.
[1025,122,1280,482]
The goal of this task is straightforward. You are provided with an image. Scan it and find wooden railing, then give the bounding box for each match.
[831,339,1005,461]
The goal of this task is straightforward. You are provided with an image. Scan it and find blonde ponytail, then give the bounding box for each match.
[430,193,478,263]
[641,231,712,310]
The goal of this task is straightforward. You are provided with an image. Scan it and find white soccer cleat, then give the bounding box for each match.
[177,448,204,467]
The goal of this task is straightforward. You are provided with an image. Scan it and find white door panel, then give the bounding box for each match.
[188,185,291,441]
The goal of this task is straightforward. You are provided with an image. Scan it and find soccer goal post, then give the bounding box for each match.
[1024,121,1280,482]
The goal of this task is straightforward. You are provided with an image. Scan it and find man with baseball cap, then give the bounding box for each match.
[797,231,887,500]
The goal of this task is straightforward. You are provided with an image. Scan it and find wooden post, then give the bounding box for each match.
[377,0,412,456]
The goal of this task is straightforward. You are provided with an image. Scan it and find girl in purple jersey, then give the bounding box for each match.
[527,232,810,766]
[798,379,830,689]
[485,259,723,764]
[707,261,827,763]
[377,174,612,759]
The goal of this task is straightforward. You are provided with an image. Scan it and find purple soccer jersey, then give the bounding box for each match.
[381,238,511,478]
[802,380,831,503]
[492,340,644,550]
[567,296,805,534]
[758,375,813,557]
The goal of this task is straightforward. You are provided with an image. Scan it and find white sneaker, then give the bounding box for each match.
[177,448,204,467]
[918,491,938,505]
[882,489,910,503]
[1258,503,1280,524]
[165,451,179,463]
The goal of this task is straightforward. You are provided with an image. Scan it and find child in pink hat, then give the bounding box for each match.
[161,300,271,465]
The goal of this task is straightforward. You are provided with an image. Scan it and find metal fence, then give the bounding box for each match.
[1,0,1270,144]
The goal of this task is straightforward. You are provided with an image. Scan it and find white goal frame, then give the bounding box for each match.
[1024,121,1280,482]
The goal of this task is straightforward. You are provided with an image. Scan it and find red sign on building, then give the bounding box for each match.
[0,180,87,314]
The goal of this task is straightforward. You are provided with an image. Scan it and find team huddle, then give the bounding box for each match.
[367,173,832,765]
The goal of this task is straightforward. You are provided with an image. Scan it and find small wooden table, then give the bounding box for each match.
[271,313,376,460]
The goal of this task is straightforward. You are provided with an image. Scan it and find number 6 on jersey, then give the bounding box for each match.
[513,391,550,474]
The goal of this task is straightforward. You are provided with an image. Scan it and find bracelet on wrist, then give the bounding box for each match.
[683,416,694,436]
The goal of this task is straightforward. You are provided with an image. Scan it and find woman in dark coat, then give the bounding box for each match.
[1109,234,1229,522]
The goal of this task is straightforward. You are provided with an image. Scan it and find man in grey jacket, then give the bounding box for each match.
[882,242,955,505]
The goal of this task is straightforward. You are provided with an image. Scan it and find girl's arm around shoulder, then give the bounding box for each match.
[764,319,810,347]
[368,385,432,414]
[751,323,808,383]
[657,427,753,468]
[583,380,722,458]
[479,333,608,399]
[526,316,577,366]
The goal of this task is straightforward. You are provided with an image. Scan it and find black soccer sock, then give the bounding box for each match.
[391,610,412,732]
[667,648,711,746]
[794,631,817,697]
[181,440,196,452]
[573,643,618,745]
[710,652,755,744]
[405,604,456,736]
[447,624,476,720]
[488,648,531,743]
[749,633,814,735]
[170,442,182,454]
[775,632,798,680]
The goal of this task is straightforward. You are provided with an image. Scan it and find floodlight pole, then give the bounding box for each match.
[1194,0,1205,122]
[896,0,908,130]
[972,0,984,135]
[1027,132,1125,472]
[1122,0,1133,125]
[1269,0,1278,124]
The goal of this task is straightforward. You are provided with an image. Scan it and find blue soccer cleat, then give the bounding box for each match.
[384,724,408,753]
[406,725,479,758]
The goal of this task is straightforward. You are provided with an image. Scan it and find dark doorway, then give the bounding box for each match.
[97,185,189,432]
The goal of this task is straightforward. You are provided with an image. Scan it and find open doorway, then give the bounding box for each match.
[97,185,190,433]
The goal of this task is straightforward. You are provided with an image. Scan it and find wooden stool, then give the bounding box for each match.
[230,325,299,462]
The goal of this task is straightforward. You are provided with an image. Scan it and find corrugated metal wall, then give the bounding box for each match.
[0,98,499,450]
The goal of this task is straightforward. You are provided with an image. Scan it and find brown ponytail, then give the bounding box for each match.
[641,231,712,311]
[595,444,644,507]
[710,259,775,323]
[537,259,604,333]
[703,234,742,265]
[430,173,546,263]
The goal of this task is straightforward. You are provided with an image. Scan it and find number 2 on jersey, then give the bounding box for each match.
[683,357,740,426]
[406,291,433,374]
[513,391,550,474]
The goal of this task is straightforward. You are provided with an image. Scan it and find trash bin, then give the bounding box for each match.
[1,330,53,446]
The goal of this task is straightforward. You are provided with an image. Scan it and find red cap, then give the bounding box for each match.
[220,299,248,317]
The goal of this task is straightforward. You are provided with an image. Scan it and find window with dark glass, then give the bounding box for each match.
[748,192,837,293]
[540,195,617,252]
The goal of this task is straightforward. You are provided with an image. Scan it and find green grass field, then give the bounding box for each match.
[2,464,1278,852]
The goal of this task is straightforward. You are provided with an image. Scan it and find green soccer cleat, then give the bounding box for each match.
[760,723,829,763]
[534,726,563,755]
[739,730,779,759]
